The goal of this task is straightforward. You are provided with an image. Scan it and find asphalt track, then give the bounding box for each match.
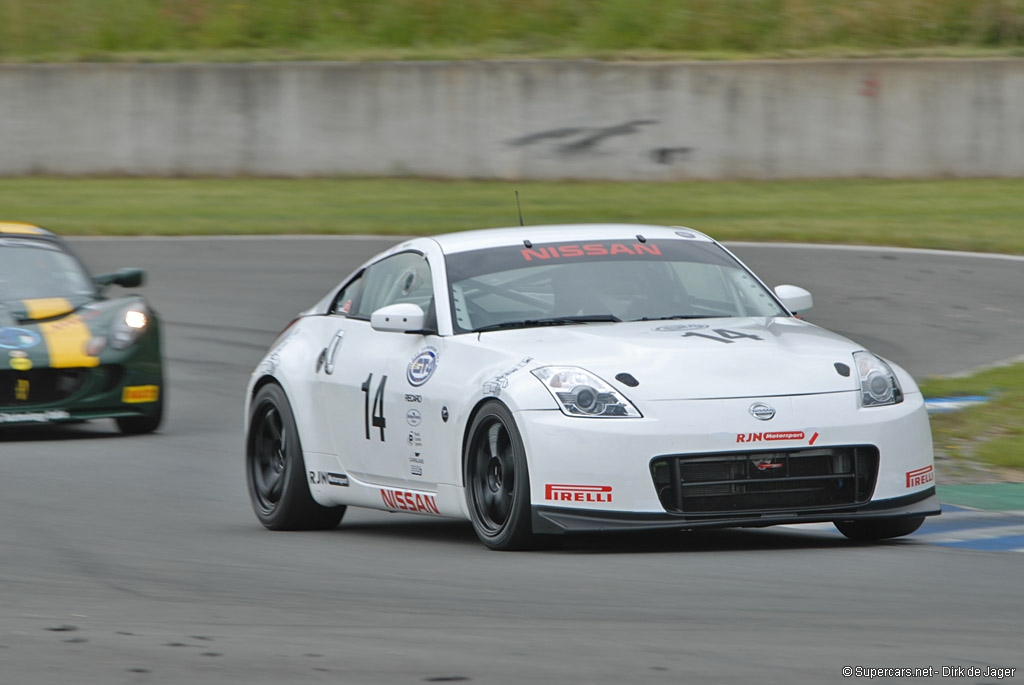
[2,237,1022,684]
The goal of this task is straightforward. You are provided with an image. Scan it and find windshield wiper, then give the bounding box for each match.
[632,314,718,322]
[474,314,621,333]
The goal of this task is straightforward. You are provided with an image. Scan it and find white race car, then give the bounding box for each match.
[245,224,939,550]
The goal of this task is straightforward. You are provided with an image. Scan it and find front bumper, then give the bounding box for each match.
[516,390,937,530]
[532,488,940,534]
[0,362,162,426]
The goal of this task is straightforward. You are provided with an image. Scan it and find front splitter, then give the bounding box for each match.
[531,488,940,535]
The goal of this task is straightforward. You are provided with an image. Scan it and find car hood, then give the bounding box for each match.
[0,295,94,323]
[0,296,136,371]
[476,317,865,400]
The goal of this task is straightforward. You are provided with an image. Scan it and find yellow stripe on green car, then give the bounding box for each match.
[22,297,75,320]
[0,222,44,235]
[37,314,100,368]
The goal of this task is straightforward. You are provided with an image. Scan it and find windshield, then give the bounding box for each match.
[0,238,95,302]
[445,239,788,333]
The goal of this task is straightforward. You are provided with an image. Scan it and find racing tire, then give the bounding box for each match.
[116,396,164,435]
[246,383,345,531]
[464,401,540,551]
[834,516,925,542]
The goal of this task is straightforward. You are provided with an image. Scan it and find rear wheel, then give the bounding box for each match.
[246,383,345,531]
[464,401,537,550]
[834,516,925,541]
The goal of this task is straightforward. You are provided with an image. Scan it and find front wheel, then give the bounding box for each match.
[246,383,345,531]
[834,516,925,542]
[464,401,538,550]
[116,396,164,435]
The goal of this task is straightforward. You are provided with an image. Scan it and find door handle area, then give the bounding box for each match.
[324,331,344,375]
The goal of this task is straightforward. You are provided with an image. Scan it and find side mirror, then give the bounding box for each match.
[774,285,813,315]
[94,267,145,289]
[370,303,425,333]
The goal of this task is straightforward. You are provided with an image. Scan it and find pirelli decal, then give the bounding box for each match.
[906,465,934,488]
[36,313,100,368]
[545,484,613,503]
[122,385,160,404]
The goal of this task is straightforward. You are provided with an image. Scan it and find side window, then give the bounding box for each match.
[354,252,434,318]
[330,271,365,316]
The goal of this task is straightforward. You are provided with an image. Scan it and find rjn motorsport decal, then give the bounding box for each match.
[309,471,349,487]
[736,431,819,445]
[906,465,934,488]
[380,488,440,514]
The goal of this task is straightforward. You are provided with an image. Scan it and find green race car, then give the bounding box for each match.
[0,222,163,434]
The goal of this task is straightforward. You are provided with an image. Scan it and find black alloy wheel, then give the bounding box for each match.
[246,383,345,530]
[464,401,537,550]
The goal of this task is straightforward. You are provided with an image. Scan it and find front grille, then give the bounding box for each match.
[651,446,879,515]
[0,368,89,407]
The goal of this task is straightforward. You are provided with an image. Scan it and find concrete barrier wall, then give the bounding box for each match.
[2,60,1023,179]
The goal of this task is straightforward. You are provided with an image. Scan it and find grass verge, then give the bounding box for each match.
[3,0,1024,62]
[922,361,1024,479]
[2,177,1023,254]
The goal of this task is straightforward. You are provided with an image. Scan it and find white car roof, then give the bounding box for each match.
[428,224,714,255]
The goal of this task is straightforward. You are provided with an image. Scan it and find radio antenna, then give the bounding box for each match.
[515,190,524,226]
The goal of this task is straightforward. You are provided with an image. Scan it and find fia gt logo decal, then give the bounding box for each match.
[407,347,438,386]
[0,327,40,350]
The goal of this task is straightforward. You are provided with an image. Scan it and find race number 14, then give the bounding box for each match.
[362,373,387,441]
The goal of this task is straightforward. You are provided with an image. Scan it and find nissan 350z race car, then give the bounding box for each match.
[245,224,939,550]
[0,222,163,434]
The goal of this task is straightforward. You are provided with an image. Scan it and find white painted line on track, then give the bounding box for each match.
[725,241,1024,262]
[66,234,405,241]
[917,524,1024,545]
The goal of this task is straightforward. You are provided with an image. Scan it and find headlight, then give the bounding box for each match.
[532,366,642,418]
[853,351,903,407]
[111,303,149,350]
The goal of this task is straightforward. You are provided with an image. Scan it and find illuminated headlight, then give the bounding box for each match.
[111,304,149,350]
[853,351,903,407]
[125,310,147,329]
[532,366,642,418]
